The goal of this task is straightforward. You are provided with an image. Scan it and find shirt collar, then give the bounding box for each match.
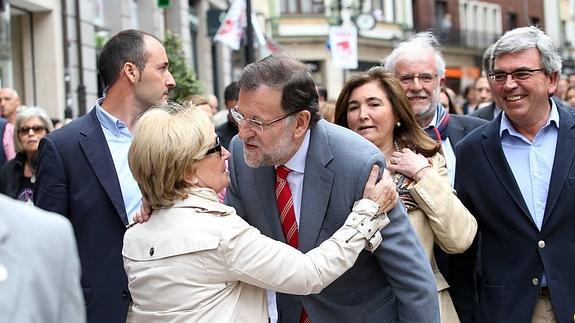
[279,129,310,174]
[499,98,560,138]
[95,97,129,136]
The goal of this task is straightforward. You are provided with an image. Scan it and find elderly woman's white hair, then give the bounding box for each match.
[13,106,54,153]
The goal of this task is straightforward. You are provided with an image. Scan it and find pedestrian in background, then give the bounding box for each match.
[0,106,53,202]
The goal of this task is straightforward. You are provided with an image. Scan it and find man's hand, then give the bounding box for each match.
[363,165,398,214]
[132,198,153,224]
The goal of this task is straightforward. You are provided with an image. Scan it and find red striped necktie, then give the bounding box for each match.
[275,165,311,323]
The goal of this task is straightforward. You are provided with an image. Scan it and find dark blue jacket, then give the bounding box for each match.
[34,108,130,323]
[454,104,575,322]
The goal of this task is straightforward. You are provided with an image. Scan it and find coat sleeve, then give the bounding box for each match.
[220,213,368,295]
[409,153,478,253]
[34,136,69,217]
[365,154,440,323]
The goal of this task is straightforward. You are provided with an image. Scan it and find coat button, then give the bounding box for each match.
[149,247,155,256]
[538,240,545,248]
[532,278,539,286]
[122,289,129,298]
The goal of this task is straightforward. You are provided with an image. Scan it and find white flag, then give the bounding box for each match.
[214,0,246,50]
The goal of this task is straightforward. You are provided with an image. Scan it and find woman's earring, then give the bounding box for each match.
[192,178,199,185]
[396,121,401,127]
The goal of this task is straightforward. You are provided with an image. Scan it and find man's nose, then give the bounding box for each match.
[410,78,424,91]
[166,71,176,88]
[237,122,254,140]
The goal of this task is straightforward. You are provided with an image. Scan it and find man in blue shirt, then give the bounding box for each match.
[455,26,575,322]
[34,29,175,323]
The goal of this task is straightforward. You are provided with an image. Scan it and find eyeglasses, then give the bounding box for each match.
[18,125,47,135]
[205,136,222,157]
[397,73,438,85]
[488,68,544,83]
[230,106,298,132]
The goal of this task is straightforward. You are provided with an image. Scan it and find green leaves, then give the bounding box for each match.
[164,31,203,102]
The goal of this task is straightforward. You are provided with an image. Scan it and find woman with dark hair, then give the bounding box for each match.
[334,66,477,323]
[0,106,53,202]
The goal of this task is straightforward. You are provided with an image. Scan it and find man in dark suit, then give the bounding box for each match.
[472,47,500,122]
[384,32,486,322]
[456,26,575,322]
[226,53,439,322]
[471,101,498,121]
[34,29,175,323]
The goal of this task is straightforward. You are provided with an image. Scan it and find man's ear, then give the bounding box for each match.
[293,110,311,139]
[124,62,139,84]
[547,71,560,96]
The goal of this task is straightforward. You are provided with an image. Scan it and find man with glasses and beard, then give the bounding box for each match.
[225,53,439,322]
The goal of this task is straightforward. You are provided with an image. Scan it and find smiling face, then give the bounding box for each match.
[18,116,48,157]
[394,50,444,126]
[346,81,396,151]
[492,48,558,133]
[133,36,176,109]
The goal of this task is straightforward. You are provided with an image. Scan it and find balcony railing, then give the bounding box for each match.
[413,26,500,49]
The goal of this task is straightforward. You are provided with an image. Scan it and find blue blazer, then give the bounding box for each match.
[34,108,130,323]
[454,104,575,322]
[226,119,439,323]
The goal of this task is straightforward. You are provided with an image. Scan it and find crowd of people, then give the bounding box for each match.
[1,25,574,323]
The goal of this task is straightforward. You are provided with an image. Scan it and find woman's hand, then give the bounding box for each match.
[387,148,431,182]
[362,165,398,213]
[132,198,153,224]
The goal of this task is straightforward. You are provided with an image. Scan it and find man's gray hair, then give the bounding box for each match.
[383,32,446,77]
[482,44,494,75]
[488,26,562,74]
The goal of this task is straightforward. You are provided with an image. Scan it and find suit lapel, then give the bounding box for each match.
[299,121,335,252]
[447,115,466,146]
[481,116,534,225]
[543,106,575,226]
[79,109,128,225]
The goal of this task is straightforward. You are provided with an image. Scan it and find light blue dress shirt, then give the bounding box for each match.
[95,99,142,224]
[499,100,559,285]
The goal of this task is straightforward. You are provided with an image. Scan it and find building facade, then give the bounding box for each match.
[0,0,568,118]
[0,0,235,119]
